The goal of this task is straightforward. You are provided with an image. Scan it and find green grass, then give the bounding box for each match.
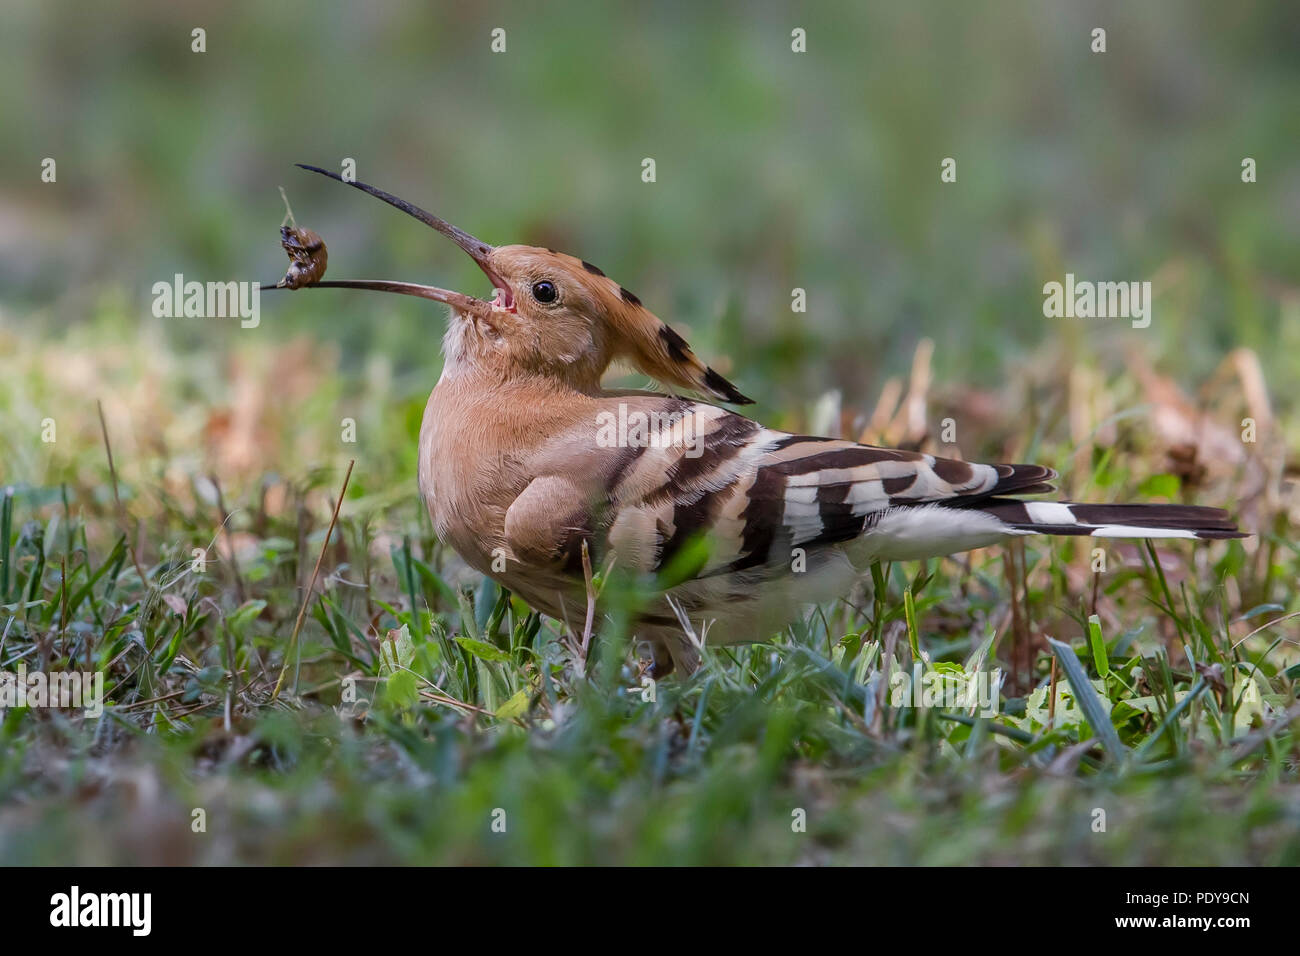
[1,318,1297,865]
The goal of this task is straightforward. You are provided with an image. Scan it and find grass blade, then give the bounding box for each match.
[1046,636,1126,763]
[1087,614,1109,678]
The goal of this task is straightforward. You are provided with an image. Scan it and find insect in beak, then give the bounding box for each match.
[286,164,514,313]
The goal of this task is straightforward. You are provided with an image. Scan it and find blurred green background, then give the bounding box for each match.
[3,0,1297,419]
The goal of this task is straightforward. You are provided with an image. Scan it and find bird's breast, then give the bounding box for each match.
[416,381,527,572]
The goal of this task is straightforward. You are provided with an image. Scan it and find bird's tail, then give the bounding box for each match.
[975,498,1245,540]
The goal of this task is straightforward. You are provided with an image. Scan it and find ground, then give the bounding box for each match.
[1,317,1296,864]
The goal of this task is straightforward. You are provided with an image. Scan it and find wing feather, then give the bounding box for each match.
[595,403,1054,580]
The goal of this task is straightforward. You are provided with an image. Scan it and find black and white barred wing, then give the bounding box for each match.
[600,401,1239,587]
[601,402,1040,577]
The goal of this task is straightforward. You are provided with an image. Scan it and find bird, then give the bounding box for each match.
[282,165,1244,676]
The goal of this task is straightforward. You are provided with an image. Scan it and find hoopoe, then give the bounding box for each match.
[285,165,1244,675]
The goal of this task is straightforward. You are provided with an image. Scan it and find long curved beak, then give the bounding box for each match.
[292,164,509,301]
[265,278,493,317]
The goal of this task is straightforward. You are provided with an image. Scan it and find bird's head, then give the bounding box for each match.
[292,165,751,404]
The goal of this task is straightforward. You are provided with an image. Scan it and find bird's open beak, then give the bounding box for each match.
[273,164,512,315]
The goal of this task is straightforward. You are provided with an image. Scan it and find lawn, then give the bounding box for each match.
[1,315,1296,864]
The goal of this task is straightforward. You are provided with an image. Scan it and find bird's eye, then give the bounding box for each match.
[531,280,558,303]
